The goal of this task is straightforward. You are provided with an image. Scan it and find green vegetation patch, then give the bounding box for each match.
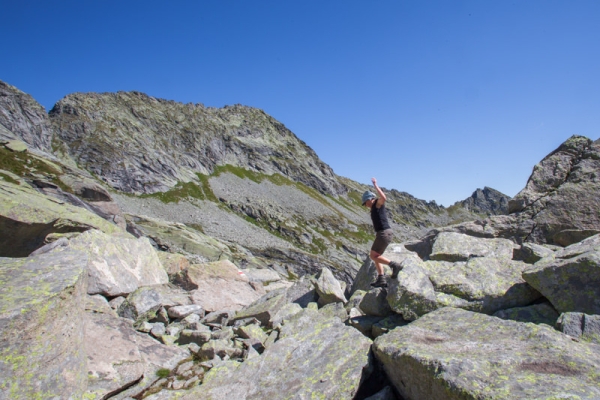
[139,174,218,203]
[0,146,70,191]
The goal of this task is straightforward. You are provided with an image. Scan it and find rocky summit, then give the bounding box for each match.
[1,78,600,399]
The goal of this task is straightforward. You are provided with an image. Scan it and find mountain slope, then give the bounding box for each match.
[1,80,509,281]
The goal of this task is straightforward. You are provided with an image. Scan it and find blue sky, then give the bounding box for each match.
[2,1,600,206]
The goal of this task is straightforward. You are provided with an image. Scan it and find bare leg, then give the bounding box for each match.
[370,250,391,275]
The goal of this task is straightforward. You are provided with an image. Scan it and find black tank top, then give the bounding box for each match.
[371,198,391,232]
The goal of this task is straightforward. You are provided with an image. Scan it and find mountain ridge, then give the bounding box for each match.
[0,79,509,280]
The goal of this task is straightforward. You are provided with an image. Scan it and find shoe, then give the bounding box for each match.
[390,261,403,279]
[370,274,388,288]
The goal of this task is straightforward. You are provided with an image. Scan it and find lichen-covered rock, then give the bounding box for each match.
[0,80,53,153]
[429,232,516,262]
[182,308,372,399]
[84,310,189,399]
[373,307,600,400]
[556,312,600,345]
[349,244,415,295]
[0,180,120,257]
[386,248,541,320]
[167,304,204,319]
[359,287,394,317]
[118,284,191,322]
[231,293,287,327]
[493,301,559,326]
[314,266,347,306]
[509,135,600,245]
[523,247,600,315]
[65,229,169,296]
[371,314,410,338]
[0,249,88,399]
[183,260,266,312]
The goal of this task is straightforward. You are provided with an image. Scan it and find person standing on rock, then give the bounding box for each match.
[362,177,402,288]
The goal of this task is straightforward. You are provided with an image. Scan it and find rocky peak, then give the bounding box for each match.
[457,186,510,216]
[49,91,346,196]
[509,135,600,245]
[0,80,53,153]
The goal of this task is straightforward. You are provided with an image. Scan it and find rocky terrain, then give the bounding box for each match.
[1,78,599,399]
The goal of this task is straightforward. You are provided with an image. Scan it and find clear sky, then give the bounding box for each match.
[2,1,599,206]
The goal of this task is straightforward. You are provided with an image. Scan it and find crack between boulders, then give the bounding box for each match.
[100,374,144,400]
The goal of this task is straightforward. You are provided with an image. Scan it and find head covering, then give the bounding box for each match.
[362,191,376,205]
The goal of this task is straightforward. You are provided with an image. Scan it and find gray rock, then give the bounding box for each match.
[314,266,347,306]
[118,284,191,323]
[109,296,126,310]
[429,231,515,262]
[281,275,318,307]
[186,260,266,312]
[373,307,600,400]
[197,339,243,361]
[235,323,268,344]
[387,252,541,320]
[177,330,212,346]
[372,314,410,338]
[515,242,556,264]
[523,247,600,315]
[68,229,168,297]
[0,80,53,152]
[231,293,287,327]
[0,180,121,257]
[509,135,600,245]
[493,301,559,326]
[455,186,509,216]
[318,301,349,322]
[348,315,385,338]
[556,312,600,344]
[84,311,188,399]
[167,304,204,319]
[0,249,88,399]
[359,288,394,317]
[270,302,303,328]
[184,308,373,399]
[150,323,166,338]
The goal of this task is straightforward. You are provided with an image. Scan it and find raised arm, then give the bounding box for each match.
[371,177,386,206]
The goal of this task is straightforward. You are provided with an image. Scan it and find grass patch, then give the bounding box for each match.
[0,146,70,191]
[156,368,171,378]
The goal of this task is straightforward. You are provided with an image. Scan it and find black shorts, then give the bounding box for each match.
[371,229,393,255]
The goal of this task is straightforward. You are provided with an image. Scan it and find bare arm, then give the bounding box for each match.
[371,177,386,207]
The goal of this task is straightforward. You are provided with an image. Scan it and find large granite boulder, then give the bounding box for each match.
[523,236,600,315]
[0,249,89,399]
[174,308,373,399]
[386,247,541,320]
[118,284,192,322]
[0,180,120,257]
[84,309,189,399]
[314,266,347,306]
[64,229,169,297]
[374,307,600,400]
[429,232,516,261]
[184,260,266,312]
